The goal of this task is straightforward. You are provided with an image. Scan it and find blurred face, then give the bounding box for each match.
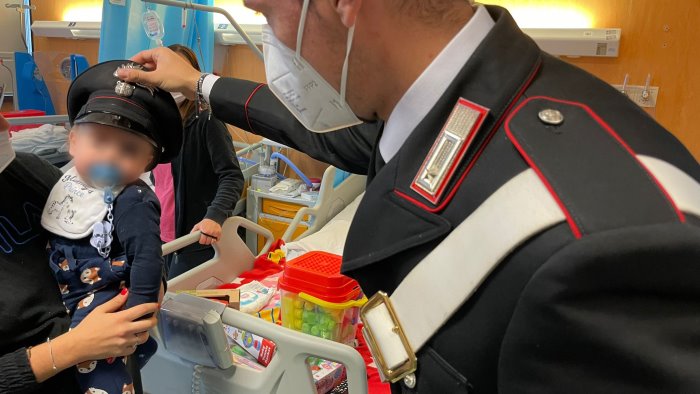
[69,123,155,185]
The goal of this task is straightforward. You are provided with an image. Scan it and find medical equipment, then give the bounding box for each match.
[143,216,368,394]
[271,151,313,188]
[282,166,366,242]
[142,9,165,47]
[247,165,365,254]
[141,0,263,60]
[251,172,278,193]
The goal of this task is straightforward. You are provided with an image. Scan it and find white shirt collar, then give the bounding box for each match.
[379,5,495,162]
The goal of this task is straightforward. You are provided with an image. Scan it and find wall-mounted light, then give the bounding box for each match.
[62,4,103,23]
[500,4,594,29]
[213,0,265,25]
[215,23,261,46]
[31,21,101,40]
[483,2,618,57]
[522,28,621,58]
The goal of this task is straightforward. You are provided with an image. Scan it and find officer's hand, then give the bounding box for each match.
[117,47,200,99]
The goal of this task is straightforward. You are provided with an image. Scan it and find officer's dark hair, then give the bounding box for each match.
[392,0,474,26]
[168,44,200,122]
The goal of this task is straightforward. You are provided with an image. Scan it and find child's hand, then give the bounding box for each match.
[191,218,222,245]
[68,289,158,362]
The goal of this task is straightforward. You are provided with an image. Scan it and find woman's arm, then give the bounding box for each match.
[191,117,245,245]
[33,291,156,382]
[204,118,244,224]
[0,290,157,392]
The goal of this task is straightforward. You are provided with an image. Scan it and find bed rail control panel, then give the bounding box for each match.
[158,293,234,369]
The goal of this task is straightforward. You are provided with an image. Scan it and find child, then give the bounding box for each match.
[40,60,183,394]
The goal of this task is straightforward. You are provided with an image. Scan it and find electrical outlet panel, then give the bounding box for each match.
[612,84,659,108]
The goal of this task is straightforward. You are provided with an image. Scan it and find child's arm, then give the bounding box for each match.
[113,185,164,309]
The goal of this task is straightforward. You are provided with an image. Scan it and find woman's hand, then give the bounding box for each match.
[117,47,201,99]
[66,289,158,363]
[31,290,158,383]
[191,218,222,245]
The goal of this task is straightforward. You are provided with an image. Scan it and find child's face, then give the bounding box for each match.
[69,123,155,185]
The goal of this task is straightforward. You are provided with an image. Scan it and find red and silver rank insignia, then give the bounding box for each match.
[411,98,489,204]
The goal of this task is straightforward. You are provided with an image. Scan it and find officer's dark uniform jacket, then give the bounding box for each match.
[210,6,700,393]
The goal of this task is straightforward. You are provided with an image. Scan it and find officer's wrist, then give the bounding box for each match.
[182,69,202,100]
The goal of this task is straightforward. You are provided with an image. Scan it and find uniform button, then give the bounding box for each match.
[403,373,417,389]
[538,109,564,125]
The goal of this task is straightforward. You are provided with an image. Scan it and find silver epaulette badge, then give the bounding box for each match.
[411,98,489,204]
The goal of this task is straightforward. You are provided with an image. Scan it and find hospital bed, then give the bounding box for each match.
[144,169,367,393]
[143,215,368,394]
[281,165,366,243]
[6,114,71,165]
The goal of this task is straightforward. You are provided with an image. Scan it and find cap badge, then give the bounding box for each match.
[113,62,157,97]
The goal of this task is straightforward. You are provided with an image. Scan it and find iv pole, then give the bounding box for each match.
[140,0,264,61]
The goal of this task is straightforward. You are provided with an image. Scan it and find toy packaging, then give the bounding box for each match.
[223,324,276,367]
[307,357,347,394]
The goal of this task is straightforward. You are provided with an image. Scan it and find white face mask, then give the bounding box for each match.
[261,0,362,133]
[0,128,15,173]
[171,91,186,105]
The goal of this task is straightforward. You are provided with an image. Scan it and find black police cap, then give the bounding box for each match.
[67,60,183,168]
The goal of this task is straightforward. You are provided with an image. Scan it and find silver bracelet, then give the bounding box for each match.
[46,337,57,370]
[196,73,211,120]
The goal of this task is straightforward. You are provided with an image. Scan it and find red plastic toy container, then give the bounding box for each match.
[279,252,366,344]
[2,110,46,132]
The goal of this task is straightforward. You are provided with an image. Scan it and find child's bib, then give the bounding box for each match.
[41,167,124,239]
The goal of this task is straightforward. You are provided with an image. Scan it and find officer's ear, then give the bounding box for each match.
[335,0,363,28]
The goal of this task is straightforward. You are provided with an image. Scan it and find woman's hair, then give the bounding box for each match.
[168,44,201,122]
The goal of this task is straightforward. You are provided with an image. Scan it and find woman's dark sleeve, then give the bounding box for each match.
[0,347,39,393]
[202,117,245,226]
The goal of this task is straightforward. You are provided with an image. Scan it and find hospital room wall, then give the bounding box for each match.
[221,0,700,161]
[29,0,329,178]
[27,0,700,165]
[30,2,101,69]
[483,0,700,161]
[30,0,101,115]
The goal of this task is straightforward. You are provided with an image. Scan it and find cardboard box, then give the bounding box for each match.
[308,358,346,394]
[176,289,240,309]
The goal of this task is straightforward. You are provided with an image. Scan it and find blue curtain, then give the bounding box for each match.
[98,0,214,72]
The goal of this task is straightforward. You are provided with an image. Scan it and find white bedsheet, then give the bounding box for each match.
[11,124,69,157]
[285,192,364,260]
